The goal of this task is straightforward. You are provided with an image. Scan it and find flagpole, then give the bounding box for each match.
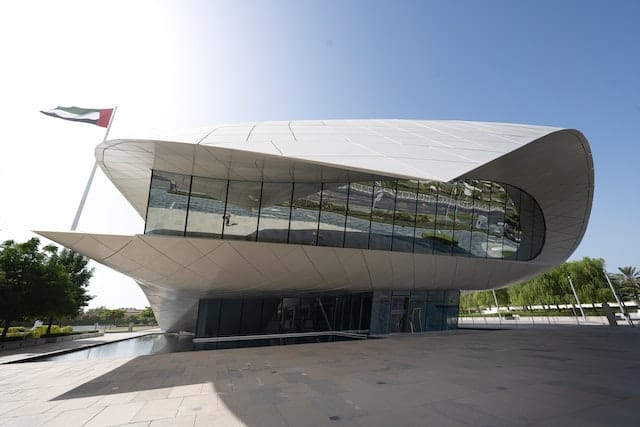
[70,106,118,231]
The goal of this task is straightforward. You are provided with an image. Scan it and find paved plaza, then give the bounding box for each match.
[0,326,638,426]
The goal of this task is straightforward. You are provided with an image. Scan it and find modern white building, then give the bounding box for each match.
[38,120,593,342]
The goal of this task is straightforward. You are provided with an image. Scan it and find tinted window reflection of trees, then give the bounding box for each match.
[145,170,544,261]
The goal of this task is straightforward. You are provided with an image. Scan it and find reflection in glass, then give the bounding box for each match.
[145,170,191,235]
[505,185,523,260]
[318,183,349,247]
[434,182,456,255]
[223,181,262,240]
[289,183,322,245]
[487,183,507,258]
[144,170,543,262]
[344,182,373,249]
[186,176,227,238]
[392,181,418,252]
[469,180,490,257]
[369,181,396,251]
[414,181,437,254]
[257,182,293,243]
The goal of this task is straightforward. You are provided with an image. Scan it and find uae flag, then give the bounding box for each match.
[40,106,114,128]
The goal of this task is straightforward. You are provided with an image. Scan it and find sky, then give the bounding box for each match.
[0,0,638,308]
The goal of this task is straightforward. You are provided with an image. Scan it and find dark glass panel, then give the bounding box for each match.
[360,293,372,330]
[318,183,349,247]
[257,182,293,243]
[289,183,322,245]
[409,292,427,333]
[426,291,445,331]
[414,181,438,254]
[240,298,263,335]
[392,180,418,252]
[369,181,396,251]
[218,299,243,336]
[281,298,300,332]
[370,291,391,335]
[515,187,534,261]
[195,299,220,338]
[223,181,262,240]
[531,202,545,259]
[145,170,191,235]
[344,182,373,249]
[261,298,283,333]
[186,176,227,238]
[390,295,410,333]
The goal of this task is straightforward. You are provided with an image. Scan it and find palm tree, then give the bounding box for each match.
[617,266,640,303]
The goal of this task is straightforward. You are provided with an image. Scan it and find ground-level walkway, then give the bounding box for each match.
[0,326,638,426]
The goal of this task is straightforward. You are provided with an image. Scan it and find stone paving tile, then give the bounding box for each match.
[168,383,204,398]
[176,393,220,417]
[149,414,196,426]
[0,412,58,427]
[84,402,146,427]
[42,406,105,427]
[131,397,183,422]
[194,411,244,426]
[0,400,27,417]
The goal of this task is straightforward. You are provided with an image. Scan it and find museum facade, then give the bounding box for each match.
[38,120,593,341]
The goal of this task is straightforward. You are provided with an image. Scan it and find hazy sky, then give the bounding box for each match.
[1,0,638,308]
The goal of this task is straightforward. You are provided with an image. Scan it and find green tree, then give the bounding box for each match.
[42,248,94,333]
[616,266,640,302]
[0,239,49,340]
[137,306,157,324]
[101,309,126,326]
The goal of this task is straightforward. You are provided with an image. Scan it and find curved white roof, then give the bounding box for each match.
[97,120,562,217]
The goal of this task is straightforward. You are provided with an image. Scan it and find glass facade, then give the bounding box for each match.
[146,170,545,260]
[195,290,459,339]
[195,293,373,338]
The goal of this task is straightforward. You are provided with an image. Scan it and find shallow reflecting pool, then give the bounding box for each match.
[45,334,194,362]
[38,333,369,362]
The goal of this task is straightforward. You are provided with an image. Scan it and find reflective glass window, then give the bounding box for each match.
[503,186,521,260]
[223,181,262,240]
[409,292,426,333]
[240,298,263,335]
[186,176,227,238]
[369,181,396,251]
[257,182,293,243]
[433,182,456,255]
[318,183,349,247]
[451,181,472,256]
[289,183,322,245]
[145,170,191,235]
[218,299,243,336]
[426,291,445,331]
[344,182,373,249]
[414,181,438,254]
[487,182,507,258]
[469,180,491,257]
[392,181,418,252]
